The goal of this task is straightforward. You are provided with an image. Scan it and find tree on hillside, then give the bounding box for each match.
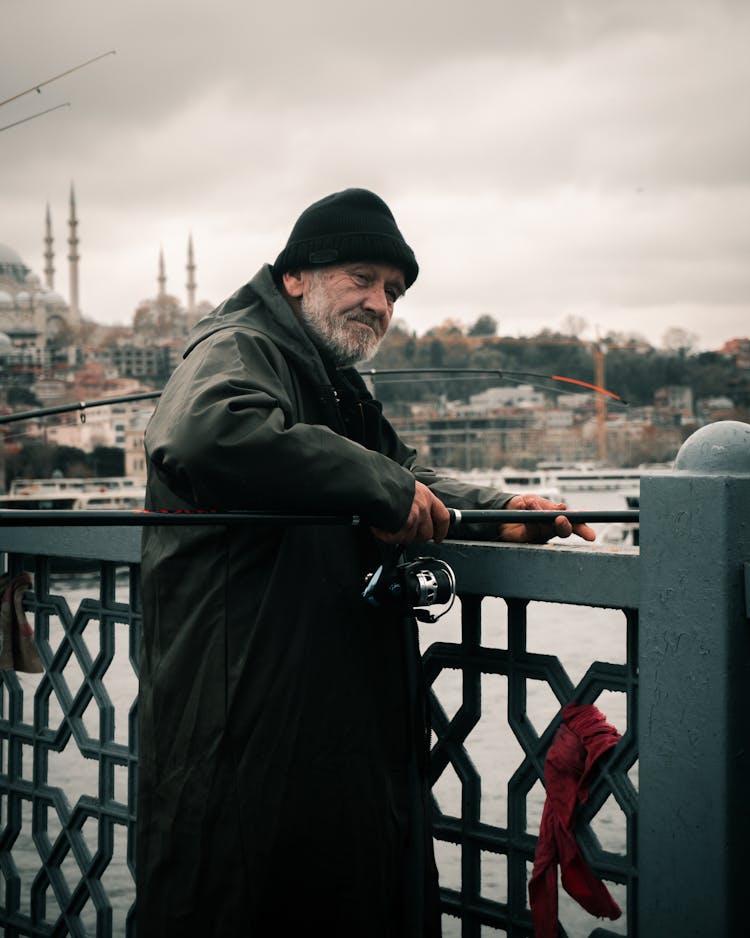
[428,339,445,368]
[662,327,698,355]
[7,386,41,409]
[559,315,588,338]
[90,446,125,476]
[468,314,498,337]
[46,318,75,351]
[425,319,466,338]
[6,443,89,484]
[603,330,651,348]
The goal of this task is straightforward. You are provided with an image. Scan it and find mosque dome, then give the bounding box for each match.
[0,243,30,284]
[0,290,13,308]
[0,330,12,348]
[0,244,25,265]
[15,291,32,308]
[42,289,68,308]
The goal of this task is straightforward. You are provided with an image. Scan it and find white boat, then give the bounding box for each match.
[0,476,146,510]
[453,467,562,502]
[453,459,669,510]
[598,494,640,548]
[536,460,671,493]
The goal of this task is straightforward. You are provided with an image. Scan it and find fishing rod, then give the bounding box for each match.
[0,369,627,426]
[0,51,116,109]
[0,102,71,134]
[360,369,628,403]
[0,508,639,527]
[0,391,161,426]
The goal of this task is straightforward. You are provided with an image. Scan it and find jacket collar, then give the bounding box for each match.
[182,264,329,384]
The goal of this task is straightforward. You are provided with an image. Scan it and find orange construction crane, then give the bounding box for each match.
[593,342,607,462]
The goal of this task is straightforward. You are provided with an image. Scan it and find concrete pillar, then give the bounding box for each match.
[638,420,750,937]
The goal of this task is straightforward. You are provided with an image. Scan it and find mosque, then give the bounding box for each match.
[131,235,213,342]
[0,184,212,354]
[0,186,81,351]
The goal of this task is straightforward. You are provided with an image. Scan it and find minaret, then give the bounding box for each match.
[186,234,196,314]
[67,183,80,324]
[157,248,167,298]
[44,203,55,289]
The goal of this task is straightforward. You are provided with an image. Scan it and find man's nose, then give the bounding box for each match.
[361,281,391,319]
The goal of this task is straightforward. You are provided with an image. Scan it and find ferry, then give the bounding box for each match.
[0,477,146,511]
[536,461,671,493]
[454,462,671,498]
[453,467,562,502]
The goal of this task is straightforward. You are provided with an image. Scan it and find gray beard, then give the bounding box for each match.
[299,278,383,368]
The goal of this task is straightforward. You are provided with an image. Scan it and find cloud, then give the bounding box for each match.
[2,0,748,350]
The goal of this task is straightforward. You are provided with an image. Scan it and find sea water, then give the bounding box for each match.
[5,488,633,937]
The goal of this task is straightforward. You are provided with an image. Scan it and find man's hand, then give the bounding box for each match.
[498,493,597,544]
[372,481,451,545]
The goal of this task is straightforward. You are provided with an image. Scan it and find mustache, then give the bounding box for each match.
[346,311,383,334]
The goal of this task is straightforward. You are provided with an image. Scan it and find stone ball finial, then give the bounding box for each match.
[675,420,750,475]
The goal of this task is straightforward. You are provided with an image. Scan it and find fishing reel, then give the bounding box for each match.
[362,552,457,623]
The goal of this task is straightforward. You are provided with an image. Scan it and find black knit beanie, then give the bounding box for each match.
[273,188,419,288]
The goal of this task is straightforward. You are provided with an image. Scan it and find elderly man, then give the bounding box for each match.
[137,188,594,938]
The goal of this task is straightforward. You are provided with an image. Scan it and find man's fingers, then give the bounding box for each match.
[431,500,451,543]
[501,493,597,543]
[372,482,449,544]
[573,522,597,542]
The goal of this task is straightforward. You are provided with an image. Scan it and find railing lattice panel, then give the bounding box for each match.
[425,594,638,937]
[0,537,640,938]
[0,556,140,938]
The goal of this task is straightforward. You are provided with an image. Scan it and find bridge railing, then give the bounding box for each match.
[0,420,747,938]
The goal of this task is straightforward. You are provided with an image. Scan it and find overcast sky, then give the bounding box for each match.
[3,0,749,352]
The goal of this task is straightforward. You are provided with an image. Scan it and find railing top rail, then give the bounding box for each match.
[0,526,640,609]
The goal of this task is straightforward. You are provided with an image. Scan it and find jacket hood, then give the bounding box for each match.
[183,264,324,378]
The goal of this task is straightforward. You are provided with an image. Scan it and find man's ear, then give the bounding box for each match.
[282,269,305,298]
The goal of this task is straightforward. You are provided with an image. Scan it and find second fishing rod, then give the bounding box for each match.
[0,367,627,427]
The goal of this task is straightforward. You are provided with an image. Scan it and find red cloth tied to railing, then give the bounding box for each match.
[528,702,622,937]
[0,571,43,673]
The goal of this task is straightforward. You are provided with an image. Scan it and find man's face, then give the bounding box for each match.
[296,262,406,367]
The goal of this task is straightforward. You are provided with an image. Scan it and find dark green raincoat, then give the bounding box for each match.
[137,265,512,937]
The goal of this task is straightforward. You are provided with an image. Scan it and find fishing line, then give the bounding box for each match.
[0,102,71,134]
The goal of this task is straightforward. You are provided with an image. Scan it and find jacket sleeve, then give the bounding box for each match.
[145,330,415,531]
[360,399,517,542]
[409,459,517,542]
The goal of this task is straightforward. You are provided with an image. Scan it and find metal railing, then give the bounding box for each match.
[0,419,748,938]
